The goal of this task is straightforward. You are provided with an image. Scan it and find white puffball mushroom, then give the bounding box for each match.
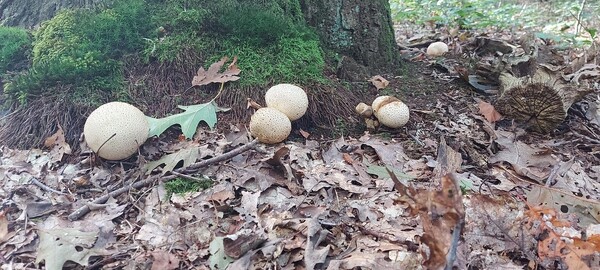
[249,107,292,144]
[265,83,308,121]
[376,101,410,128]
[84,102,149,160]
[426,41,449,57]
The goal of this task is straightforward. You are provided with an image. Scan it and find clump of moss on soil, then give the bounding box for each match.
[0,0,365,149]
[0,26,31,75]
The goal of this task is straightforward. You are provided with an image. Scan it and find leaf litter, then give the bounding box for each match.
[1,33,600,270]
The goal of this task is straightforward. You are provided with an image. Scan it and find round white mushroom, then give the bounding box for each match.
[376,101,410,128]
[84,102,149,160]
[249,107,292,144]
[372,96,410,128]
[426,41,449,57]
[265,83,308,121]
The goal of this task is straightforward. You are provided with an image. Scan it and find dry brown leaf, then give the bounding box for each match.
[368,75,389,90]
[223,232,266,259]
[477,100,502,123]
[527,185,600,226]
[304,217,330,270]
[246,98,262,109]
[299,129,310,139]
[43,124,72,162]
[192,56,240,87]
[490,130,557,182]
[389,171,464,270]
[151,250,180,270]
[0,210,8,244]
[525,204,600,269]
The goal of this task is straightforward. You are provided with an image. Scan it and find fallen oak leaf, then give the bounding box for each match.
[192,56,240,87]
[147,101,230,139]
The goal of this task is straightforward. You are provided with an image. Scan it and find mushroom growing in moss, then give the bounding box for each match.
[249,107,292,144]
[265,83,308,121]
[372,96,410,128]
[83,102,149,160]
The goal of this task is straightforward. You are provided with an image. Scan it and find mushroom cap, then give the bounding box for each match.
[249,107,292,144]
[376,101,410,128]
[84,102,149,160]
[372,95,400,112]
[426,41,449,57]
[265,84,308,121]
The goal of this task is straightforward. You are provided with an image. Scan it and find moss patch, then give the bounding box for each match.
[3,0,152,105]
[0,27,31,74]
[0,0,360,149]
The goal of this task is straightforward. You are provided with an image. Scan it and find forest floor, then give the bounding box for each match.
[1,22,600,270]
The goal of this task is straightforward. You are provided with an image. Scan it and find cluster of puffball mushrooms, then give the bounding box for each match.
[356,96,410,129]
[82,83,412,161]
[249,83,308,144]
[81,84,310,161]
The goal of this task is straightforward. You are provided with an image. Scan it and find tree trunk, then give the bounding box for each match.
[0,0,110,29]
[301,0,400,79]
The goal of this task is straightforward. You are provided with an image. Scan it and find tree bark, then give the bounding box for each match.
[0,0,110,29]
[301,0,400,79]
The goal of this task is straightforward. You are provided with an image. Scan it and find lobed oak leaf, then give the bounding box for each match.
[192,56,240,87]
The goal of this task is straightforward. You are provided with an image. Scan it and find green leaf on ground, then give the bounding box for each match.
[147,101,222,139]
[36,228,102,270]
[209,237,234,270]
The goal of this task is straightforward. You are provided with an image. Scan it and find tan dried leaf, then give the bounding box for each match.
[368,75,389,90]
[477,100,502,123]
[43,124,72,162]
[151,250,180,270]
[0,211,8,244]
[389,170,465,270]
[192,56,241,87]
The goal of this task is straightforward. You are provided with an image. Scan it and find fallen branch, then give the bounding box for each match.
[68,139,259,221]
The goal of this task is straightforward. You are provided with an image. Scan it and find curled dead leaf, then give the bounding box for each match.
[368,75,389,90]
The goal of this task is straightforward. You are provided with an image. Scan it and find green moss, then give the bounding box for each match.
[0,27,31,74]
[4,0,151,105]
[4,0,328,105]
[165,177,213,197]
[210,36,325,86]
[145,0,327,86]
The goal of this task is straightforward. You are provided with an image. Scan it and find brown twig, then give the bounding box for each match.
[182,139,259,173]
[68,139,260,220]
[30,177,65,195]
